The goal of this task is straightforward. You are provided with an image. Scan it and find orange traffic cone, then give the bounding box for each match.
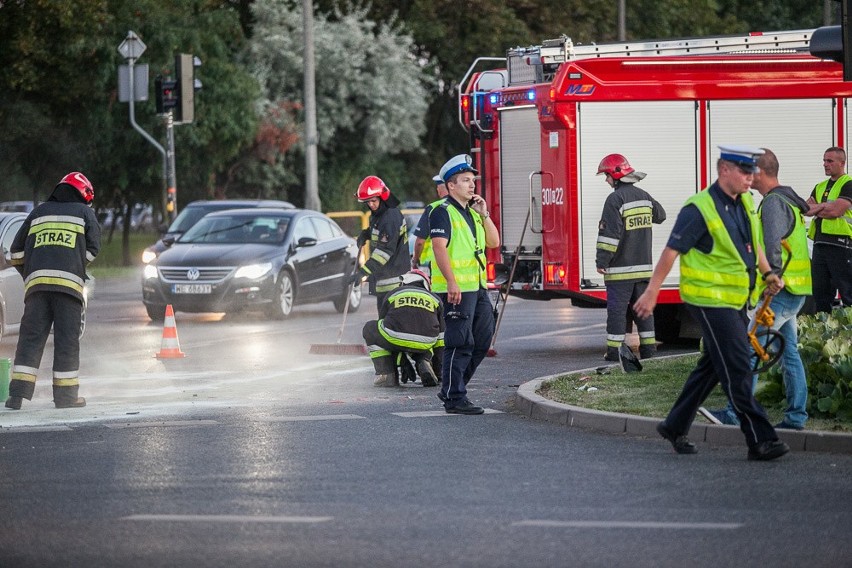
[155,305,186,359]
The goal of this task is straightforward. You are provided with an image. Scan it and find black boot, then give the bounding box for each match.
[5,396,22,410]
[604,347,620,362]
[640,346,656,359]
[414,357,439,387]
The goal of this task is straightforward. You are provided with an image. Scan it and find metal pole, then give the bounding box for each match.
[127,55,167,222]
[618,0,626,41]
[302,0,321,211]
[165,112,178,223]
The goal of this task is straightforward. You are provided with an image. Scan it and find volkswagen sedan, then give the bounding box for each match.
[141,208,361,320]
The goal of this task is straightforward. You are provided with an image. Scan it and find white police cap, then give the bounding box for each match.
[439,154,478,183]
[718,145,765,172]
[432,174,444,184]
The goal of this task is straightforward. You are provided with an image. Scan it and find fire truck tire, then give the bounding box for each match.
[653,304,681,344]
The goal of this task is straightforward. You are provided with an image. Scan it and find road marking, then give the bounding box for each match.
[256,414,365,422]
[392,409,503,417]
[0,425,73,433]
[513,323,606,341]
[512,520,742,530]
[104,420,219,429]
[123,514,333,524]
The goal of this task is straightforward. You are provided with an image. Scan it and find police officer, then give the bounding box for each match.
[362,269,444,387]
[411,174,448,269]
[430,154,500,415]
[634,146,790,461]
[6,172,100,410]
[595,154,666,361]
[806,146,852,312]
[703,148,811,430]
[352,175,411,312]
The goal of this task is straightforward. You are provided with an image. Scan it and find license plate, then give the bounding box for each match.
[173,284,212,294]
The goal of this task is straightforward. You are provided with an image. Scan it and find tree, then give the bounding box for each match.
[245,0,434,210]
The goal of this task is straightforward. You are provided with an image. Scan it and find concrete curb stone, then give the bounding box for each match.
[515,371,852,455]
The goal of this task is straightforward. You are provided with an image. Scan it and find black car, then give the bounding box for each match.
[142,208,361,320]
[141,199,294,264]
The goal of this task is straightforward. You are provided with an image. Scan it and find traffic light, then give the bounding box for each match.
[175,53,202,123]
[154,75,178,114]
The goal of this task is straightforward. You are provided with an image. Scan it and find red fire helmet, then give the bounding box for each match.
[596,154,635,180]
[57,172,95,203]
[356,175,390,202]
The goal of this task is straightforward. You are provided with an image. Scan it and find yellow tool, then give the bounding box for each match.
[748,240,793,373]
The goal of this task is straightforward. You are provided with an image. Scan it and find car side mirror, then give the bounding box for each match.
[296,236,317,248]
[162,236,176,247]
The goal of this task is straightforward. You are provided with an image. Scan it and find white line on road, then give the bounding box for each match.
[511,323,606,341]
[256,414,366,422]
[123,514,333,524]
[512,520,742,529]
[392,409,503,417]
[104,420,219,429]
[0,425,73,433]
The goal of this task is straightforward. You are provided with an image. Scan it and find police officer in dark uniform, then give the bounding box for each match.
[634,146,790,461]
[352,175,410,313]
[595,154,666,361]
[362,269,444,387]
[6,172,100,410]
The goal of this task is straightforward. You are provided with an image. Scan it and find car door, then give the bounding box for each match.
[289,216,323,300]
[0,217,26,331]
[308,216,348,299]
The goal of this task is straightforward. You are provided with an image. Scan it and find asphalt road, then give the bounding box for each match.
[1,273,850,567]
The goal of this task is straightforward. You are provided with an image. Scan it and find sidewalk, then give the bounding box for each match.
[515,370,852,455]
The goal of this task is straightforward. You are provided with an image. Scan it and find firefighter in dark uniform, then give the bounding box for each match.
[596,154,666,361]
[351,175,411,313]
[5,172,100,410]
[634,145,790,461]
[362,269,444,387]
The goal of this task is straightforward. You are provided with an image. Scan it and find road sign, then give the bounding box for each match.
[118,31,146,60]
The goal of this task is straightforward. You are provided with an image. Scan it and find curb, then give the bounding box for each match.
[514,371,852,455]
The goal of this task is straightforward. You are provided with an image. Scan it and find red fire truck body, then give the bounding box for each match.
[459,29,852,341]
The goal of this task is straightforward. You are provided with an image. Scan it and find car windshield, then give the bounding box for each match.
[179,215,290,244]
[166,206,219,233]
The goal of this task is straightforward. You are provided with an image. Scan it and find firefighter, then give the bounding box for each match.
[634,145,789,461]
[351,175,411,313]
[362,269,444,387]
[430,154,500,415]
[595,154,666,361]
[5,172,100,410]
[411,174,449,269]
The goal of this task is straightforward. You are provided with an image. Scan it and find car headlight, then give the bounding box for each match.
[141,249,157,264]
[234,262,273,279]
[143,264,158,279]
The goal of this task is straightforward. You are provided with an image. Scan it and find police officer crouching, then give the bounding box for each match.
[362,270,444,387]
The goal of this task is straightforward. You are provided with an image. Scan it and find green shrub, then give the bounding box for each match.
[761,307,852,421]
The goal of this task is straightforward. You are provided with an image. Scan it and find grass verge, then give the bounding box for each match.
[538,353,851,433]
[88,230,154,279]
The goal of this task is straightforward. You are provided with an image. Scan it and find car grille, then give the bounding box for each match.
[158,266,235,283]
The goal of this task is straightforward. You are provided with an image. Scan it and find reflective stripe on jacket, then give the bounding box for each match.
[758,192,812,296]
[808,174,852,239]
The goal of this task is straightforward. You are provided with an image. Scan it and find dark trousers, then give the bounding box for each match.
[362,320,435,375]
[439,288,494,402]
[10,292,83,402]
[811,243,852,312]
[605,280,655,348]
[663,305,777,449]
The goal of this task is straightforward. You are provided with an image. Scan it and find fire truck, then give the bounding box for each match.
[458,27,852,342]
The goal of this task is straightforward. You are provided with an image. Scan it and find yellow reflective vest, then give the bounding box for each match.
[808,174,852,239]
[430,201,487,293]
[758,192,812,296]
[679,189,761,309]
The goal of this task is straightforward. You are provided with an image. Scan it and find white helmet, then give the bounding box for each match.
[401,269,430,291]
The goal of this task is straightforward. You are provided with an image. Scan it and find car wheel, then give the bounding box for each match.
[146,303,166,322]
[272,270,295,319]
[334,283,362,313]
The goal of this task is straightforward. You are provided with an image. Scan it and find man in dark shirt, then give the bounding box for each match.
[634,145,788,461]
[807,146,852,312]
